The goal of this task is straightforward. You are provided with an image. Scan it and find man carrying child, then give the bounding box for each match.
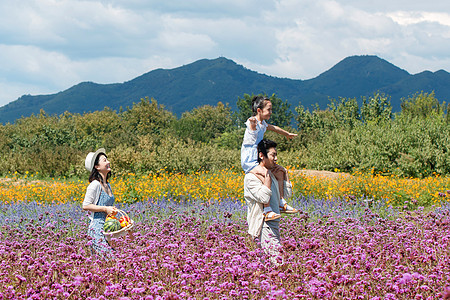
[244,139,293,264]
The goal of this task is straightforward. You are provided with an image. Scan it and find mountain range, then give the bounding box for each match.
[1,55,449,124]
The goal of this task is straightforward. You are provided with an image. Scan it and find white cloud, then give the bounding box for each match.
[0,45,77,86]
[0,0,450,106]
[249,0,450,79]
[250,0,399,79]
[155,30,217,56]
[0,43,176,96]
[388,11,450,26]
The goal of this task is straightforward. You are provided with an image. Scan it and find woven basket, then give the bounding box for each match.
[103,209,134,240]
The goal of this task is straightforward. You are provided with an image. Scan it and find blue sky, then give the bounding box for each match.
[0,0,449,107]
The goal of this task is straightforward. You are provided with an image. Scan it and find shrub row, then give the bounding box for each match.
[0,92,448,178]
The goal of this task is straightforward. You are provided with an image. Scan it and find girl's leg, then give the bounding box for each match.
[272,166,286,199]
[277,177,285,200]
[273,165,299,213]
[264,206,281,221]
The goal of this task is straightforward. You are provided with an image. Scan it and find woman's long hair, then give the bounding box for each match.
[88,153,111,184]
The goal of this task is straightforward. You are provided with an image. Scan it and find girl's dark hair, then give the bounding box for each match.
[88,153,110,184]
[257,139,277,163]
[251,95,270,116]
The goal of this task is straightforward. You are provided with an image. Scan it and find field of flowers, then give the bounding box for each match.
[1,170,450,299]
[0,169,449,207]
[1,195,450,299]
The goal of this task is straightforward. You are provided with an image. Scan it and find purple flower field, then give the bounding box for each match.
[1,197,450,299]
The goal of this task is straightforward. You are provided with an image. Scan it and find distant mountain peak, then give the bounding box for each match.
[176,56,238,70]
[307,55,411,96]
[0,55,449,124]
[323,55,409,76]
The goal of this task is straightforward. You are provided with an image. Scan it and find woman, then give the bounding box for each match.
[82,148,117,257]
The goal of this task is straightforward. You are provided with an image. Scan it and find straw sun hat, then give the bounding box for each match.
[85,148,106,172]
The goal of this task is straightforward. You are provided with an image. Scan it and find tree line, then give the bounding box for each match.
[0,92,448,178]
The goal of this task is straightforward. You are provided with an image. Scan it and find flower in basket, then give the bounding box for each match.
[119,215,131,227]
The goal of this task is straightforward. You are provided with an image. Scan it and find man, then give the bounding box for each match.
[244,139,293,264]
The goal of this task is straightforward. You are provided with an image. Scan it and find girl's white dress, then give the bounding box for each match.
[240,118,268,173]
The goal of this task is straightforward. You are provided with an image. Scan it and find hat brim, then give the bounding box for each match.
[86,148,106,172]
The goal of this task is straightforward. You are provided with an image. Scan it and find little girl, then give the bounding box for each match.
[241,95,299,221]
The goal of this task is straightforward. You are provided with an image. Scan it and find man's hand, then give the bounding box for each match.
[251,165,267,182]
[271,164,287,181]
[251,165,272,187]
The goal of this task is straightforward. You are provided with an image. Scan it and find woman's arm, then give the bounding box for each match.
[267,124,297,139]
[83,203,117,216]
[82,181,117,215]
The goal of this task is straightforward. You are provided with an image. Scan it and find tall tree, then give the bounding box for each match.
[400,91,443,119]
[361,93,392,123]
[328,97,360,129]
[295,103,337,132]
[174,102,233,143]
[121,97,175,136]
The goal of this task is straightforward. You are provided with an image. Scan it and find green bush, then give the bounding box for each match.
[301,116,450,177]
[174,102,233,143]
[0,92,448,178]
[109,135,241,175]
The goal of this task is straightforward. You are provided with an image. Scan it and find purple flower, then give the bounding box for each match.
[398,273,412,284]
[1,197,450,299]
[131,287,145,294]
[443,287,450,299]
[72,276,83,286]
